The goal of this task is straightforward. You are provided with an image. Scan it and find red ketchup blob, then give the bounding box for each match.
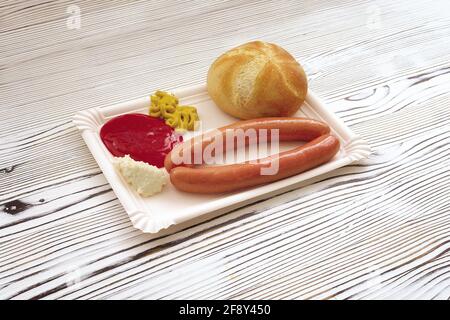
[100,113,182,168]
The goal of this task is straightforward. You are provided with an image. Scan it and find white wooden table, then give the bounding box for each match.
[1,0,449,300]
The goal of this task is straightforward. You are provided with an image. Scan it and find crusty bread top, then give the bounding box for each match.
[207,41,308,119]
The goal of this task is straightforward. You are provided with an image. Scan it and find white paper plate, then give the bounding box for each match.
[73,84,371,233]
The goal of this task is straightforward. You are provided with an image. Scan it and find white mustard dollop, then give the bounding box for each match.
[114,155,168,197]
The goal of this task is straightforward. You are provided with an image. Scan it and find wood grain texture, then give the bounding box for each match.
[0,0,449,299]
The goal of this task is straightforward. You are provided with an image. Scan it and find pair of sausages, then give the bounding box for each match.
[164,117,340,193]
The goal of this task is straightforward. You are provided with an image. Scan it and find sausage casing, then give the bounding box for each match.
[164,118,340,193]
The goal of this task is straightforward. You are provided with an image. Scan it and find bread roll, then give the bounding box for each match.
[207,41,308,119]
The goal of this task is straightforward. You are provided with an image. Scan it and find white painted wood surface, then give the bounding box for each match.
[0,0,449,300]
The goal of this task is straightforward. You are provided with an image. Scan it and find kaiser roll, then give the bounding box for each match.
[207,41,308,119]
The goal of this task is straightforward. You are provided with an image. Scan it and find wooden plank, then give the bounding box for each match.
[0,0,449,299]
